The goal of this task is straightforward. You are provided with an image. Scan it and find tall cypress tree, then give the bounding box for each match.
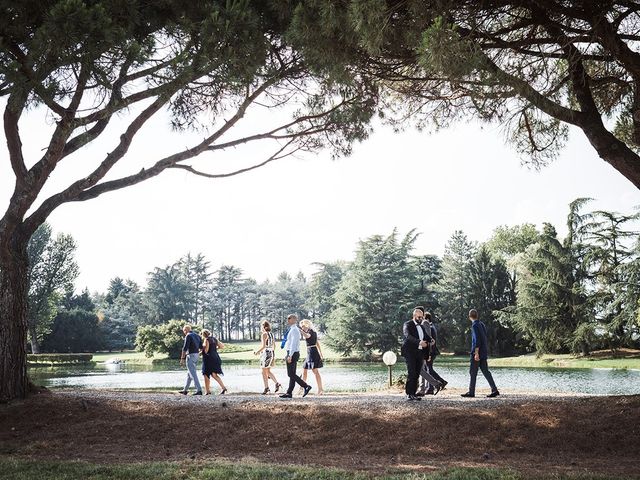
[327,230,418,359]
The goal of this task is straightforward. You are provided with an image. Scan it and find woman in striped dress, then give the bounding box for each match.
[253,320,282,395]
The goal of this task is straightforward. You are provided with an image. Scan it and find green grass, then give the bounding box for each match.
[489,352,640,370]
[218,341,349,362]
[73,348,640,370]
[0,459,628,480]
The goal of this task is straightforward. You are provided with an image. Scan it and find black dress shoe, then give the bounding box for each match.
[424,389,435,395]
[178,390,187,395]
[302,386,312,397]
[279,393,292,398]
[461,392,475,398]
[192,391,203,396]
[407,394,422,401]
[486,390,500,398]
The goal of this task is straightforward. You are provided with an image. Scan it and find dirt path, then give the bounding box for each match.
[1,390,639,476]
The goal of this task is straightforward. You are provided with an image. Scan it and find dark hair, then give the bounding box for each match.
[424,312,432,321]
[261,320,271,332]
[469,309,478,320]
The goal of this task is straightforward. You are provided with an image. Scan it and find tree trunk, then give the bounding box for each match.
[29,325,40,354]
[0,238,30,402]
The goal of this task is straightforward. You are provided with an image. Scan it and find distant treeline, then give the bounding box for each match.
[22,198,640,359]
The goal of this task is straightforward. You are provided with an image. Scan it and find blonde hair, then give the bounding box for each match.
[201,329,211,338]
[299,319,313,330]
[183,324,192,332]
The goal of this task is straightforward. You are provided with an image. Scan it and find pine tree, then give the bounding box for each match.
[436,231,476,353]
[327,230,419,359]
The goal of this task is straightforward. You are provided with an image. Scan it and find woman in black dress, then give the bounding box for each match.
[201,329,227,395]
[300,319,324,395]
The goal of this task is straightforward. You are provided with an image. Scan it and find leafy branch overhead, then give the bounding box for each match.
[0,1,378,240]
[290,1,640,186]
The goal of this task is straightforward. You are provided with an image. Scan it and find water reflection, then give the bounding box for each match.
[28,360,640,395]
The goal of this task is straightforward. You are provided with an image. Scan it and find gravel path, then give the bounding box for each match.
[55,388,591,410]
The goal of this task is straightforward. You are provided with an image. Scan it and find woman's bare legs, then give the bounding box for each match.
[211,373,226,392]
[261,368,270,390]
[312,368,323,395]
[203,375,211,394]
[267,369,279,385]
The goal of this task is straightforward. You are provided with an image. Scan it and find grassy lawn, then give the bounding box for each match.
[91,351,169,364]
[218,341,349,362]
[0,459,626,480]
[489,352,640,370]
[86,348,640,370]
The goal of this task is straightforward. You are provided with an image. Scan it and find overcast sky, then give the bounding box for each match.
[1,102,639,293]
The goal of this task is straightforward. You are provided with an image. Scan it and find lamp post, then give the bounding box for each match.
[382,351,397,387]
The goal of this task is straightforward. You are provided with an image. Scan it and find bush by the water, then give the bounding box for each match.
[27,353,93,365]
[136,320,190,359]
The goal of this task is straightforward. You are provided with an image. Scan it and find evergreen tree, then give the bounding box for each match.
[41,290,101,353]
[178,253,212,327]
[414,254,442,315]
[468,246,513,355]
[210,265,245,341]
[327,230,419,359]
[507,224,589,353]
[437,231,476,353]
[145,264,188,324]
[580,209,640,347]
[307,261,348,332]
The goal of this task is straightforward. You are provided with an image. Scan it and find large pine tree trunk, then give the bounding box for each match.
[0,237,30,402]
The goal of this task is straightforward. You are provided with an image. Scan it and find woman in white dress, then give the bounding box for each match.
[253,320,282,395]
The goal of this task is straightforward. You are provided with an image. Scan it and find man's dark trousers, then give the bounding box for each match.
[286,352,309,394]
[425,355,446,389]
[405,352,423,396]
[469,356,497,395]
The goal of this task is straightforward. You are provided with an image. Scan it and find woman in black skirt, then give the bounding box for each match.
[300,319,324,395]
[201,329,227,395]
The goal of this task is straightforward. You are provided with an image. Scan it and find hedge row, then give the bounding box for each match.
[27,353,93,364]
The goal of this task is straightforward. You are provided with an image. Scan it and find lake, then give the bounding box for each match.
[29,359,640,395]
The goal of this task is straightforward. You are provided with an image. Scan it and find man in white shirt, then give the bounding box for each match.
[279,313,312,398]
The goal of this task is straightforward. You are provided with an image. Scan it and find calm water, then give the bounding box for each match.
[29,359,640,395]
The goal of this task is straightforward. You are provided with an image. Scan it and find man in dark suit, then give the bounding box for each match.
[461,309,500,398]
[418,312,448,395]
[401,306,433,401]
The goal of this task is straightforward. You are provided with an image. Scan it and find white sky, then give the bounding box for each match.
[1,101,639,293]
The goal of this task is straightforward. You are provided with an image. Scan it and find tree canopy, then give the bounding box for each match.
[292,0,640,187]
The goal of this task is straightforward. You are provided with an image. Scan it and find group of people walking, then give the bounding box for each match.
[178,307,500,401]
[402,306,499,401]
[178,325,227,395]
[178,314,324,397]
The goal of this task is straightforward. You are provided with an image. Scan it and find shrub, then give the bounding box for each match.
[136,320,195,359]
